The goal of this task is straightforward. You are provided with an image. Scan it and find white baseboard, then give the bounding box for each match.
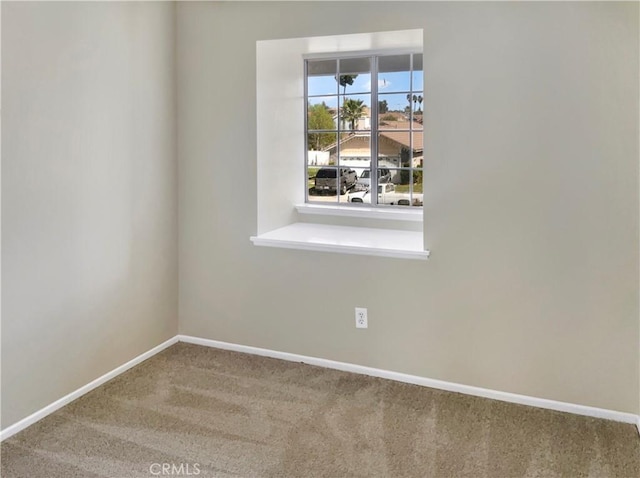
[178,334,640,426]
[2,334,638,443]
[0,336,179,442]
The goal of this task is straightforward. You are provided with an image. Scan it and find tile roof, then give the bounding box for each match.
[321,117,423,153]
[380,130,423,152]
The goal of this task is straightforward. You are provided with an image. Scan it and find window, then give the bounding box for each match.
[305,53,423,208]
[252,30,428,260]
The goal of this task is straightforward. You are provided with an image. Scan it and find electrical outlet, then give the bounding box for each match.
[355,307,368,329]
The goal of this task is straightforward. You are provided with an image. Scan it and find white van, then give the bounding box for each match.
[356,168,391,189]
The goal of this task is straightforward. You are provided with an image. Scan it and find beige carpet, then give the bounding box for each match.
[1,343,639,478]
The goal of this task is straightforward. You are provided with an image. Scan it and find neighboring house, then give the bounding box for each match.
[331,106,371,131]
[321,119,423,176]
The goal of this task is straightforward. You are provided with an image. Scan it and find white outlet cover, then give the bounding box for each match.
[355,307,368,329]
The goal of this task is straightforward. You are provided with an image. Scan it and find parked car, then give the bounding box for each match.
[314,167,357,194]
[356,168,391,190]
[348,183,420,206]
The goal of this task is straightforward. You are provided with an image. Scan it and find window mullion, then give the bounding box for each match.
[336,58,342,204]
[304,60,309,204]
[371,55,379,206]
[409,53,414,202]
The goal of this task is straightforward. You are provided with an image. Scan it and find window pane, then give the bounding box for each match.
[411,132,424,168]
[307,96,338,138]
[338,57,371,94]
[379,112,408,130]
[412,53,424,92]
[339,94,371,131]
[307,95,338,116]
[378,93,412,129]
[384,169,411,206]
[309,167,339,202]
[307,167,319,198]
[378,131,410,169]
[308,59,336,76]
[307,60,337,96]
[339,168,357,203]
[406,93,424,119]
[412,102,424,129]
[307,133,336,160]
[384,168,399,185]
[308,166,358,203]
[378,54,411,93]
[392,168,410,186]
[339,132,371,179]
[341,132,370,203]
[412,169,423,207]
[339,131,371,202]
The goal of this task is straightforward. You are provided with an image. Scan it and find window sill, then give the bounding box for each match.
[250,223,429,260]
[295,203,423,222]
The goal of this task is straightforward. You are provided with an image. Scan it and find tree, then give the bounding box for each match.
[338,74,358,94]
[341,98,365,130]
[400,147,411,184]
[378,100,388,114]
[407,94,423,113]
[307,103,335,150]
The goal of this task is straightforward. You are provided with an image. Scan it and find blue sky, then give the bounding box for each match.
[308,71,423,111]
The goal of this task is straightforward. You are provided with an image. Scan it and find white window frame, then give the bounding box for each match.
[304,50,424,210]
[252,30,428,260]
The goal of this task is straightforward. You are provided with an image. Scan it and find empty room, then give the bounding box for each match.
[1,1,639,477]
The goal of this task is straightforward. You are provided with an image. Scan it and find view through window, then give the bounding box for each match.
[306,53,423,207]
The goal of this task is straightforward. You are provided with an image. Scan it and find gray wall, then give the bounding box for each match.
[176,2,639,414]
[2,2,178,427]
[1,1,638,430]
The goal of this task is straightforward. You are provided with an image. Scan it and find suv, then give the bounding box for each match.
[314,167,357,194]
[356,168,391,189]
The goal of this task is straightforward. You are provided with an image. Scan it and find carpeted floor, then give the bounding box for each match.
[1,343,639,478]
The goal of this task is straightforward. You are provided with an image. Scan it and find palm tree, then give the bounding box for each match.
[338,74,358,94]
[417,95,423,112]
[341,98,365,130]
